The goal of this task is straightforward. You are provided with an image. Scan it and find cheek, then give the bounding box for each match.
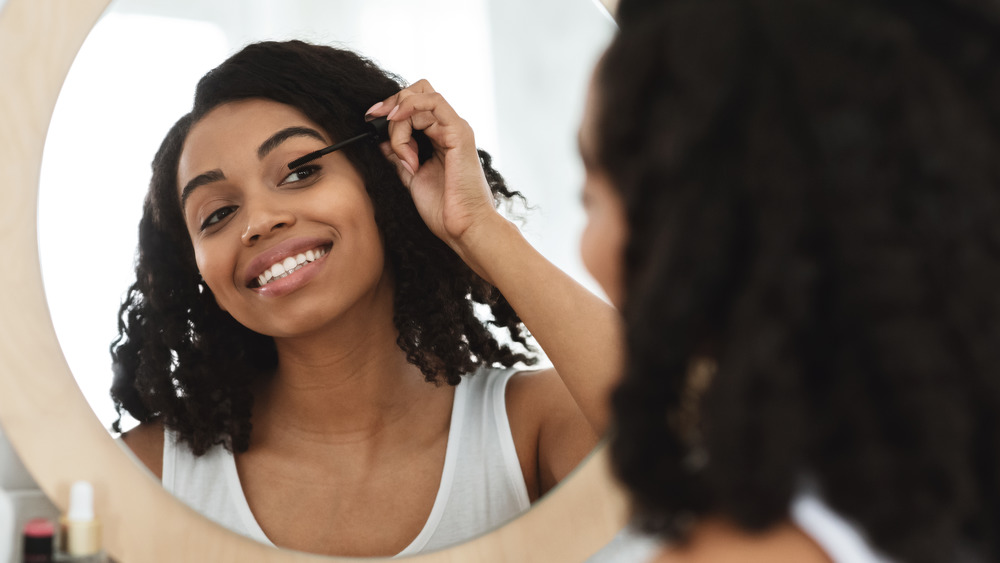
[192,243,233,311]
[193,245,218,284]
[353,189,386,254]
[580,213,603,280]
[580,194,627,308]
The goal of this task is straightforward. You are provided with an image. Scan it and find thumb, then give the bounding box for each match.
[379,141,415,186]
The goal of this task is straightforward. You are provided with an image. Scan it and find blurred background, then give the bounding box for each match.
[35,0,616,430]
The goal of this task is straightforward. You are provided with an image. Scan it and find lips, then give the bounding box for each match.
[244,237,333,288]
[252,246,328,288]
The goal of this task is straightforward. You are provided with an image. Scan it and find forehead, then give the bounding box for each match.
[178,99,328,180]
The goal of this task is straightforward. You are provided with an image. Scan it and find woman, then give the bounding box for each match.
[580,0,1000,561]
[112,40,618,557]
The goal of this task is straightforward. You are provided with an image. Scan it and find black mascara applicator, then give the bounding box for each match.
[287,115,390,169]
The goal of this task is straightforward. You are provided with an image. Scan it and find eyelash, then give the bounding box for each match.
[198,165,323,232]
[280,164,321,185]
[200,206,236,231]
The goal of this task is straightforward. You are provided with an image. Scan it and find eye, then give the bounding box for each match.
[280,164,321,185]
[200,205,237,231]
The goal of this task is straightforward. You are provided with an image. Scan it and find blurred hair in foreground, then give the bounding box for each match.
[601,1,1000,561]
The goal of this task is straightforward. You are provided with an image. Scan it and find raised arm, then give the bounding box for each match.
[366,81,622,434]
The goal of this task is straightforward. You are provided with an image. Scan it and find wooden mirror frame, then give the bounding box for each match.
[0,0,629,561]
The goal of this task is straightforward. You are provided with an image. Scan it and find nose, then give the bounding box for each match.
[240,199,296,246]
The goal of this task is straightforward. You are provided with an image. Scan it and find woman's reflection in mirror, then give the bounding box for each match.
[580,0,1000,562]
[110,40,619,558]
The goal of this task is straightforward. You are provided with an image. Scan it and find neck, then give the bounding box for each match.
[250,286,446,447]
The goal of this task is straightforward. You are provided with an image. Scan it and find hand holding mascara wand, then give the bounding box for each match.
[287,115,390,169]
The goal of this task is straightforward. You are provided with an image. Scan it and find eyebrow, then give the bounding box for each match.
[179,126,328,208]
[181,169,226,209]
[256,126,327,160]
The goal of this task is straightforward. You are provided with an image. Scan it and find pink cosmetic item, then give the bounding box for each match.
[23,518,54,562]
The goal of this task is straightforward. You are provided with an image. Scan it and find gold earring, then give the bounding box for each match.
[668,356,716,471]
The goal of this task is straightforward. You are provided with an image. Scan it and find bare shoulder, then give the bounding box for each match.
[505,367,568,411]
[120,420,165,481]
[505,367,583,433]
[506,367,599,498]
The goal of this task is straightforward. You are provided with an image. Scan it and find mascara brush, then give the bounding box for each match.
[287,115,390,169]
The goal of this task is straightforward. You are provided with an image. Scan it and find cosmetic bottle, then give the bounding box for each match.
[1,426,60,563]
[23,518,54,562]
[54,481,106,563]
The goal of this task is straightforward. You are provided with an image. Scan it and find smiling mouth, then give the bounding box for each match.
[249,245,331,288]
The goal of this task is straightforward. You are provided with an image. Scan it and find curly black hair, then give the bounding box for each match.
[110,40,535,455]
[600,1,1000,561]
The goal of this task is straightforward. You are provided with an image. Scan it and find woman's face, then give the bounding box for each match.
[176,98,390,338]
[579,83,627,309]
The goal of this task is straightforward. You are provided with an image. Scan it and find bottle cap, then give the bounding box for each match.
[68,481,94,521]
[62,480,101,556]
[23,518,54,561]
[24,517,55,537]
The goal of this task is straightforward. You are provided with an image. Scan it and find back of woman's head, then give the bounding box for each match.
[111,40,534,454]
[600,1,1000,561]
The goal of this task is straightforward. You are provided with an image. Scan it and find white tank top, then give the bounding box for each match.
[790,489,894,563]
[162,366,530,557]
[583,493,893,563]
[583,489,894,563]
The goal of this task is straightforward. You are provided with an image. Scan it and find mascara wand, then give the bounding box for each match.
[287,115,390,169]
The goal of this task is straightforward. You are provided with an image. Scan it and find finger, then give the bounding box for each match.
[407,109,447,134]
[371,82,441,171]
[388,91,464,130]
[365,95,396,119]
[387,115,421,174]
[364,79,437,119]
[387,92,472,150]
[407,78,437,95]
[379,141,415,185]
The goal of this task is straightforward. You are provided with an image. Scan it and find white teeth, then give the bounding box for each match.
[255,246,328,287]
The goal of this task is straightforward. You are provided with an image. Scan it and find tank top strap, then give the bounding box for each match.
[400,365,531,554]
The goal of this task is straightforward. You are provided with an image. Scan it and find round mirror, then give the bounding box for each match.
[39,0,616,432]
[0,0,630,561]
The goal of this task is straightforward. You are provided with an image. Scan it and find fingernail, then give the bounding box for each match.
[387,104,399,120]
[364,101,383,118]
[400,160,414,175]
